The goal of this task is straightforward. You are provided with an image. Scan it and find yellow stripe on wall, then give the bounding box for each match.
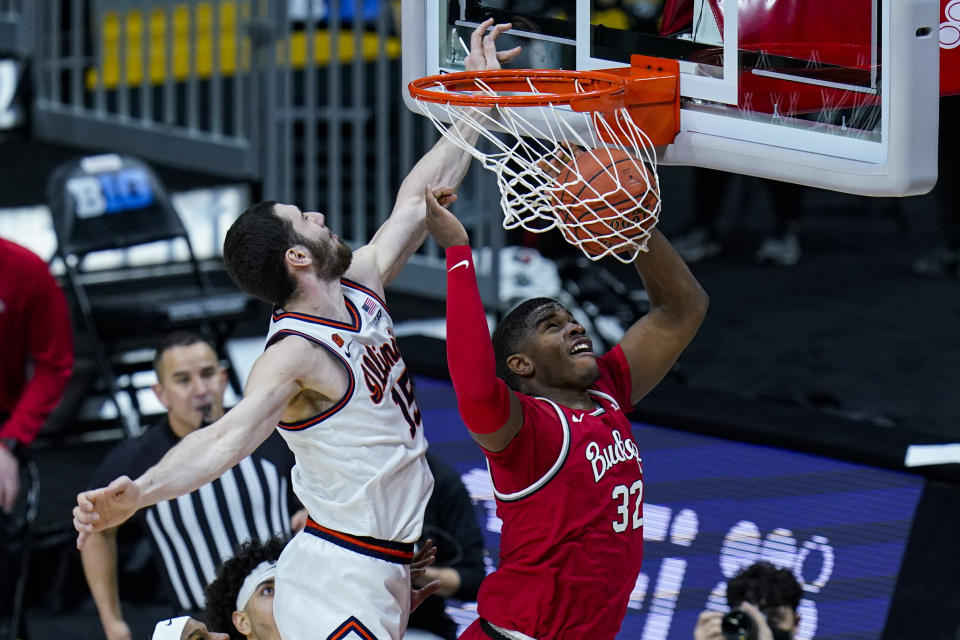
[87,1,399,90]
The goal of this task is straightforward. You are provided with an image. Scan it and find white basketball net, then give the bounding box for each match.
[413,76,661,263]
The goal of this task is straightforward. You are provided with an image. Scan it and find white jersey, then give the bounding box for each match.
[265,278,433,543]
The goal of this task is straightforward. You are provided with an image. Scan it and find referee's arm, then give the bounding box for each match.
[80,528,131,640]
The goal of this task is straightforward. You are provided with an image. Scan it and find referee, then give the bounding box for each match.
[80,332,304,640]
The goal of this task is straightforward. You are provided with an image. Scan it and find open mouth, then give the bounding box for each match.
[569,341,593,356]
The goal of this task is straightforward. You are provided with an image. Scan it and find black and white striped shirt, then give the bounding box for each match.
[91,419,298,611]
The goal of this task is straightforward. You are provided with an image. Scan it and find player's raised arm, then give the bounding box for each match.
[365,19,521,287]
[425,186,524,452]
[72,338,313,549]
[618,229,709,405]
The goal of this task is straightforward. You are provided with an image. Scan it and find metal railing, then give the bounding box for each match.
[26,0,502,302]
[0,0,34,56]
[33,0,263,178]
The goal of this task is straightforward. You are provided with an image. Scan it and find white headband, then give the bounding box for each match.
[152,616,190,640]
[236,560,278,611]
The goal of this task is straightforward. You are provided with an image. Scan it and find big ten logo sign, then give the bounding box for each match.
[703,521,833,640]
[65,167,156,219]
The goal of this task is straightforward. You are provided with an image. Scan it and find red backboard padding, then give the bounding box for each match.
[941,0,960,95]
[661,0,957,95]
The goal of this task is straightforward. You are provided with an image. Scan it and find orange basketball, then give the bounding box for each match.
[552,148,659,257]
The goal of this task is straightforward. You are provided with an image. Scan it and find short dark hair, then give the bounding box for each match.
[223,200,298,307]
[203,536,288,640]
[153,331,216,376]
[726,561,802,612]
[491,297,558,390]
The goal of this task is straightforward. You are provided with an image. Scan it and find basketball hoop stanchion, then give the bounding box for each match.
[409,56,679,263]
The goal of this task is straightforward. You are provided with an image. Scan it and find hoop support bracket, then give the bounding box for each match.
[581,55,680,147]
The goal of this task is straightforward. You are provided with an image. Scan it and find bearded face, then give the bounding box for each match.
[299,233,353,280]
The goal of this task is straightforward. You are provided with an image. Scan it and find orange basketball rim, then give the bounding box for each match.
[408,55,681,147]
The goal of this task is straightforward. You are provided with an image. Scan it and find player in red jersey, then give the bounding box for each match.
[424,187,709,639]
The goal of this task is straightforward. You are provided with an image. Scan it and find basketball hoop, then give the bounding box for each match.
[409,56,679,263]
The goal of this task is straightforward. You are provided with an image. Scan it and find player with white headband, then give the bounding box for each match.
[203,536,438,640]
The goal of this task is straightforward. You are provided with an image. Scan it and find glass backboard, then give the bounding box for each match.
[401,0,940,196]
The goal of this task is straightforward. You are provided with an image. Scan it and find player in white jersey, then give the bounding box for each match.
[73,20,521,640]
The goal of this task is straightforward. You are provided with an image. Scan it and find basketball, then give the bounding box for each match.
[551,148,660,258]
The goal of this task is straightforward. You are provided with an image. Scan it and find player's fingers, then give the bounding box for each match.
[410,579,443,612]
[496,46,523,63]
[545,148,569,175]
[73,504,99,524]
[488,22,513,41]
[411,555,436,577]
[417,579,442,597]
[424,185,440,208]
[412,542,438,570]
[483,23,512,66]
[76,490,95,510]
[425,187,456,216]
[76,528,90,550]
[470,18,493,53]
[437,193,458,207]
[537,154,567,179]
[73,518,93,535]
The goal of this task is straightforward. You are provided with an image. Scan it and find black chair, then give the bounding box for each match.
[0,453,38,640]
[46,154,257,436]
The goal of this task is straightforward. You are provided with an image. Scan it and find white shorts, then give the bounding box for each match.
[274,521,413,640]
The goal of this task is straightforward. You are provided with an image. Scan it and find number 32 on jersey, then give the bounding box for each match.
[612,479,644,533]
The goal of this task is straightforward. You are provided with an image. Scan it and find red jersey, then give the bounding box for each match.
[476,346,644,639]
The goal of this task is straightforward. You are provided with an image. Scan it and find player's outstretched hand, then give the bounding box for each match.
[73,475,141,549]
[465,18,522,73]
[425,185,469,248]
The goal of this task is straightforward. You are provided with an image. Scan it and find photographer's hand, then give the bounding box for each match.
[740,602,775,640]
[693,610,724,640]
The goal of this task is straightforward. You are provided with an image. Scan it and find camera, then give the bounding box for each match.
[721,610,757,640]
